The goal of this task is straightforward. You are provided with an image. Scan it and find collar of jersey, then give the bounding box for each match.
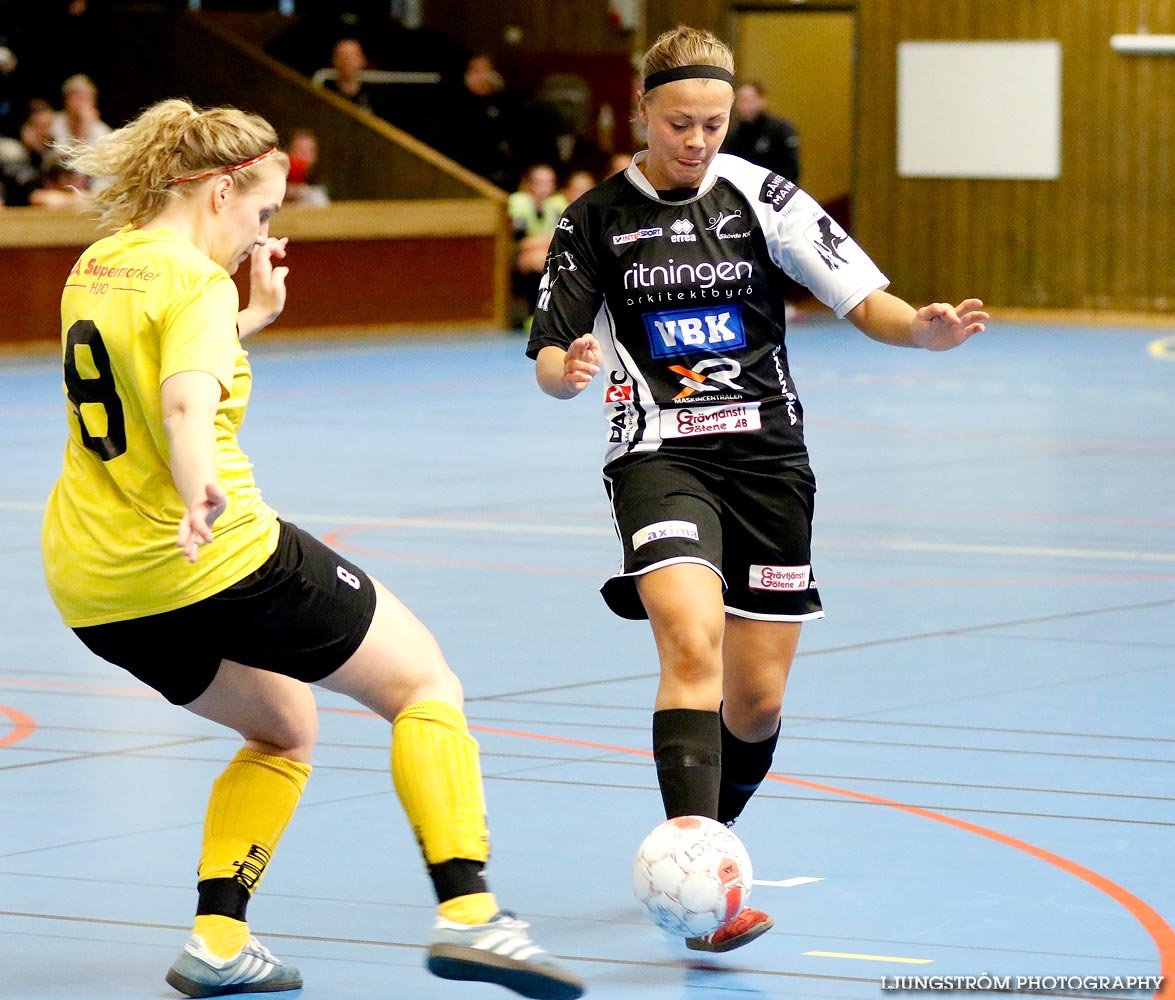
[627,150,719,204]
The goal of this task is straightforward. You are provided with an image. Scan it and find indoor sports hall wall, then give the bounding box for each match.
[424,0,1175,315]
[0,9,511,347]
[853,0,1175,313]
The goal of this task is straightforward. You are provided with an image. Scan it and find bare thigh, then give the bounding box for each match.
[315,578,462,721]
[184,660,319,763]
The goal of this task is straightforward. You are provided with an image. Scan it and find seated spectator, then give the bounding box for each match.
[508,162,575,329]
[507,162,562,239]
[318,38,378,114]
[561,168,596,206]
[283,128,329,207]
[27,154,86,209]
[0,99,55,205]
[51,73,111,147]
[607,152,634,176]
[0,42,18,138]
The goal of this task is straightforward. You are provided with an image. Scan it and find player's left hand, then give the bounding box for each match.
[176,481,228,564]
[238,237,289,337]
[910,298,988,351]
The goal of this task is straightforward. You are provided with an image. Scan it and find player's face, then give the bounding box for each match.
[214,161,286,275]
[640,79,732,190]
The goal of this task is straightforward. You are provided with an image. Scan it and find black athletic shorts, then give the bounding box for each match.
[600,452,824,622]
[73,520,378,706]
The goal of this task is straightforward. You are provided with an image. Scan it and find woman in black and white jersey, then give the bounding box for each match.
[526,25,987,953]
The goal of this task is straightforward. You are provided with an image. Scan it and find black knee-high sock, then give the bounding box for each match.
[717,710,780,825]
[652,709,721,819]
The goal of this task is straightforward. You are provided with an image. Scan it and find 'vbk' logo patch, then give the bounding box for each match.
[643,305,746,358]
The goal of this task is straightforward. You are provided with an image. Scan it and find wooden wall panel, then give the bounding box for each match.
[0,202,507,346]
[854,0,1175,312]
[421,1,631,55]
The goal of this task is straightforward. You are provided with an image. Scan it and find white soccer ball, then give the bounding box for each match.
[631,815,753,937]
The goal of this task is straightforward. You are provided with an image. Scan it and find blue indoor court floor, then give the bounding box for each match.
[1,315,1173,1000]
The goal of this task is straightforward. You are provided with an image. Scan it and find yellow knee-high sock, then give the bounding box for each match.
[391,700,496,923]
[194,748,310,957]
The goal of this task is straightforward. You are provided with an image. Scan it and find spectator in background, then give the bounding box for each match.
[0,40,18,137]
[526,73,607,182]
[725,79,800,183]
[507,162,562,240]
[441,54,523,191]
[508,162,564,328]
[283,128,329,207]
[561,168,596,206]
[0,98,54,205]
[606,152,633,177]
[51,73,111,147]
[320,38,378,114]
[27,154,86,208]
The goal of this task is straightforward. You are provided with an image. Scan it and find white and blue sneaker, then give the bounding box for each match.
[427,911,585,999]
[165,933,302,997]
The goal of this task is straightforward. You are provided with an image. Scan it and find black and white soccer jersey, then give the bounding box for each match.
[526,151,889,469]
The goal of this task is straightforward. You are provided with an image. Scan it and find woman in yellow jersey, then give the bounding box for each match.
[42,99,584,1000]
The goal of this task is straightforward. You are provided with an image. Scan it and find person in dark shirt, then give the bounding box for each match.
[725,79,800,183]
[321,38,378,114]
[439,54,524,190]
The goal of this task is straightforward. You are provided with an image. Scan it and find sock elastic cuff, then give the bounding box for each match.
[231,748,312,788]
[653,708,721,742]
[394,699,469,735]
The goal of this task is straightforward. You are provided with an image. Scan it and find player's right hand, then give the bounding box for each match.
[563,334,602,393]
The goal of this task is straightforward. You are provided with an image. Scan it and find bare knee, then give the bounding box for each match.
[656,617,724,689]
[722,692,782,742]
[246,701,318,762]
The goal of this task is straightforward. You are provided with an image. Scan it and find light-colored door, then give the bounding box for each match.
[732,9,855,210]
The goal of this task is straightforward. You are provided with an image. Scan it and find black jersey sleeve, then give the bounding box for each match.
[524,203,604,360]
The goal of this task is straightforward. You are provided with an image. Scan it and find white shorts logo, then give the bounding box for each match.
[749,564,811,591]
[632,520,699,551]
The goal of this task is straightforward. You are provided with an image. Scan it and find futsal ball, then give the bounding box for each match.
[631,815,753,937]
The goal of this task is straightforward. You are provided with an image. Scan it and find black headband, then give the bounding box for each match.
[643,64,735,92]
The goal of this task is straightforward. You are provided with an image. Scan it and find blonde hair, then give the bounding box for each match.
[65,98,288,229]
[638,25,734,88]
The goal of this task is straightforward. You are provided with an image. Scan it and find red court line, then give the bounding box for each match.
[0,704,37,748]
[0,677,160,698]
[454,718,1174,998]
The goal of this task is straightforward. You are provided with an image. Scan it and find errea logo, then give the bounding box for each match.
[670,219,697,243]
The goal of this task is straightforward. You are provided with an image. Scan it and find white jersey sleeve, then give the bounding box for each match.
[716,154,889,318]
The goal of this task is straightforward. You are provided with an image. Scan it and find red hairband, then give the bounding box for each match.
[168,146,277,185]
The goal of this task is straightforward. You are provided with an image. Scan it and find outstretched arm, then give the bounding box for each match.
[237,237,290,339]
[847,289,988,350]
[535,334,602,399]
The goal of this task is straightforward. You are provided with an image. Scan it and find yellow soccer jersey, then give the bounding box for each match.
[42,227,280,626]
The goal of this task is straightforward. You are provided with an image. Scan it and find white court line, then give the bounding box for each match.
[753,877,824,887]
[3,502,1174,563]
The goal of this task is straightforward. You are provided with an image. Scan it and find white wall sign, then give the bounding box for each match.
[897,40,1062,179]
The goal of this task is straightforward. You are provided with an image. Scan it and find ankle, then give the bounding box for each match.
[192,914,249,958]
[436,891,498,925]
